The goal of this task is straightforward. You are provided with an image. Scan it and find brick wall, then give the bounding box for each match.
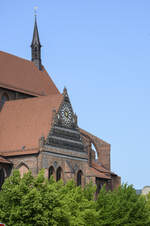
[8,154,38,176]
[80,129,111,170]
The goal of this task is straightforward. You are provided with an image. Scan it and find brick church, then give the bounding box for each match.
[0,16,120,192]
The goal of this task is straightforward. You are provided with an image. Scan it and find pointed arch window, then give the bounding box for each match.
[77,170,83,186]
[17,162,29,178]
[48,166,54,179]
[56,167,62,181]
[0,168,5,190]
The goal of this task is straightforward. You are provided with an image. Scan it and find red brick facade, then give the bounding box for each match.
[0,19,120,191]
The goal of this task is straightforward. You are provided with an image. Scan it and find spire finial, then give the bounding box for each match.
[34,6,38,17]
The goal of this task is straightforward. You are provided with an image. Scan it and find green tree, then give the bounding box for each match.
[145,192,150,223]
[96,184,150,226]
[57,180,98,226]
[0,170,70,226]
[0,170,97,226]
[0,171,150,226]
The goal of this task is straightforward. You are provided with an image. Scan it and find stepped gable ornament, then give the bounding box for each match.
[45,87,84,152]
[60,87,78,128]
[63,87,69,100]
[73,113,78,128]
[52,109,59,126]
[46,109,58,143]
[39,135,45,148]
[49,87,78,130]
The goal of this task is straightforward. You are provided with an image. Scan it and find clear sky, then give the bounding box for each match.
[0,1,150,189]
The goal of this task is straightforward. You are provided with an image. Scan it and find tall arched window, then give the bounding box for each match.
[56,167,62,181]
[48,166,54,179]
[0,168,5,190]
[77,170,83,186]
[1,93,9,109]
[18,164,29,178]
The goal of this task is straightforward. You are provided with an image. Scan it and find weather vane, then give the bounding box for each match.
[34,6,38,16]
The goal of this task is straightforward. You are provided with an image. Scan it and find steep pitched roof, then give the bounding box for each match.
[0,94,63,155]
[0,51,59,96]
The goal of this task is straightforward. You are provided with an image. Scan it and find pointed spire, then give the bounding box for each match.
[31,12,42,70]
[31,15,41,47]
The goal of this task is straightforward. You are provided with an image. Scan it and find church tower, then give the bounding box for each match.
[31,15,42,70]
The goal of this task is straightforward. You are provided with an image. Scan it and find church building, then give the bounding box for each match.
[0,17,120,192]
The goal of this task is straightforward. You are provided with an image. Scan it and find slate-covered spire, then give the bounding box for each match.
[31,15,42,70]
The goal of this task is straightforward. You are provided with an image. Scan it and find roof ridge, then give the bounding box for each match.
[0,50,32,63]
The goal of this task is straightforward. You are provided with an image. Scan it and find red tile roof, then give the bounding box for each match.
[92,161,117,177]
[86,167,111,179]
[92,161,110,173]
[0,94,63,154]
[0,51,59,96]
[0,155,11,164]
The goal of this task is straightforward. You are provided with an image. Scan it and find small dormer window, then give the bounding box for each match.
[1,93,9,109]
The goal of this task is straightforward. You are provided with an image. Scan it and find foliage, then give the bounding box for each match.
[0,170,96,226]
[146,192,150,223]
[96,184,150,226]
[0,170,150,226]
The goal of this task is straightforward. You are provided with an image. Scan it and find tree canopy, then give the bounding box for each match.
[0,170,149,226]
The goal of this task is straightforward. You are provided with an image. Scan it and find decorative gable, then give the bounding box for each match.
[46,88,84,152]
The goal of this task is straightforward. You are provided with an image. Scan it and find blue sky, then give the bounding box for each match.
[0,1,150,189]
